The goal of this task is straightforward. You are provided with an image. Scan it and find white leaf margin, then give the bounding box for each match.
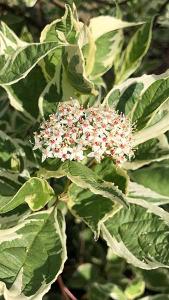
[128,181,169,205]
[89,16,143,40]
[103,69,169,107]
[0,208,67,300]
[0,41,67,86]
[101,198,169,270]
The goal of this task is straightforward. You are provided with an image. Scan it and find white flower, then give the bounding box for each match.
[72,149,84,161]
[33,134,41,150]
[33,100,134,165]
[41,147,53,162]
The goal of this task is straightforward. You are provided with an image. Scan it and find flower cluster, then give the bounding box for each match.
[33,100,134,165]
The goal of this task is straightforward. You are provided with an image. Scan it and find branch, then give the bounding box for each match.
[57,275,77,300]
[64,287,78,300]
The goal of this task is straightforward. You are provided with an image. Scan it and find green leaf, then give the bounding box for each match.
[134,136,169,161]
[82,27,96,77]
[102,198,169,269]
[106,89,121,109]
[13,138,37,172]
[38,69,61,117]
[104,70,169,112]
[89,16,142,40]
[124,279,145,300]
[87,16,142,79]
[115,21,153,84]
[0,176,54,213]
[62,45,94,94]
[133,110,169,147]
[0,131,21,171]
[40,160,128,236]
[38,56,80,116]
[68,184,120,238]
[0,39,66,85]
[40,4,77,44]
[114,73,169,148]
[106,249,126,283]
[0,207,67,299]
[41,4,94,95]
[131,86,169,146]
[3,66,46,118]
[89,30,123,79]
[116,82,144,115]
[63,161,128,207]
[128,181,169,205]
[39,159,128,207]
[141,268,169,292]
[0,204,30,230]
[130,162,169,198]
[68,263,101,289]
[133,77,169,129]
[89,282,126,300]
[37,159,66,179]
[93,158,129,194]
[0,21,27,56]
[124,137,169,170]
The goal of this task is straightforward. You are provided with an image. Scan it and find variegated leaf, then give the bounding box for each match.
[0,207,67,300]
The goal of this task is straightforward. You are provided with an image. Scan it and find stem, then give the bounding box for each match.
[64,287,78,300]
[57,275,77,300]
[57,276,69,300]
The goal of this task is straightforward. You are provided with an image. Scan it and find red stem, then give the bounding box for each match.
[64,287,78,300]
[57,275,77,300]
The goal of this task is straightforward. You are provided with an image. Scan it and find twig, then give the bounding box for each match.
[57,275,78,300]
[57,276,69,300]
[64,287,78,300]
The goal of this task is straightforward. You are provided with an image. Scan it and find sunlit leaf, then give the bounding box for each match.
[0,207,67,299]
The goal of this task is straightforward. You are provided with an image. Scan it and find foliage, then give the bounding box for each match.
[0,1,169,299]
